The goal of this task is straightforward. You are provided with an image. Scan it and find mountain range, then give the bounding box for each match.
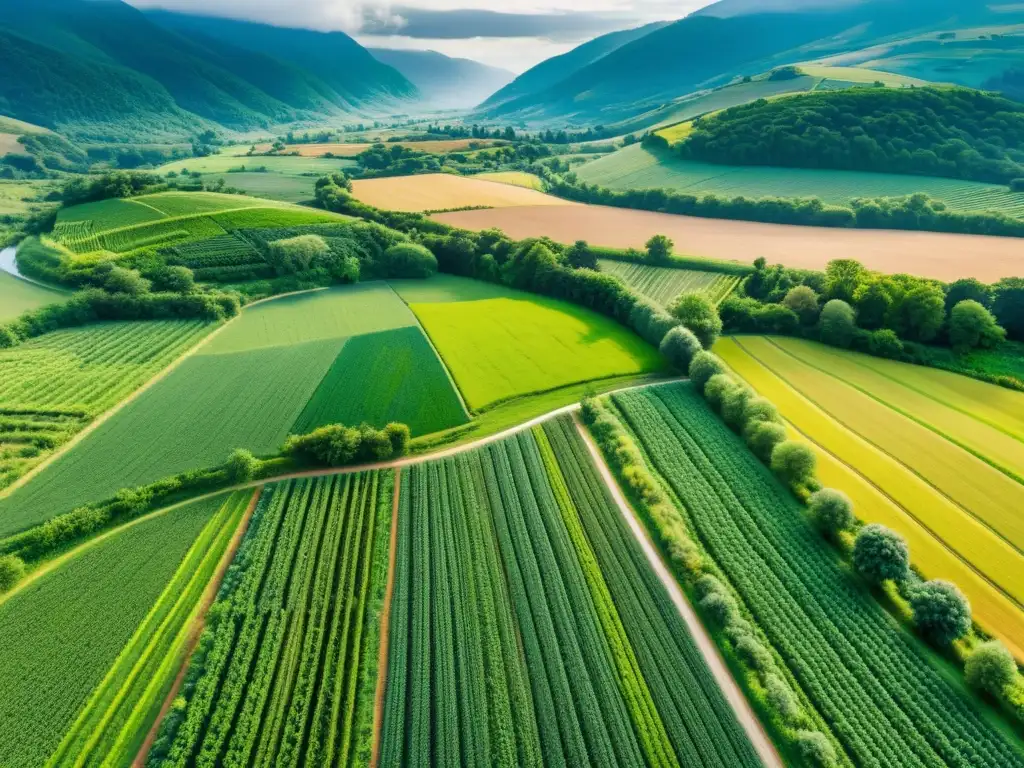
[368,49,514,111]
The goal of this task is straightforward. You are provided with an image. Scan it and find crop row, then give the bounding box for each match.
[612,384,1024,768]
[45,491,251,768]
[598,259,740,307]
[167,235,264,269]
[146,471,392,768]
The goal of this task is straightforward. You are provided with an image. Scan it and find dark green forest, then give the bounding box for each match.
[681,87,1024,185]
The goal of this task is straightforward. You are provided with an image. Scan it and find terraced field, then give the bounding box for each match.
[576,145,1024,217]
[598,259,740,306]
[0,283,465,525]
[408,284,665,411]
[383,424,760,768]
[0,493,232,766]
[607,383,1024,768]
[147,474,392,768]
[716,336,1024,656]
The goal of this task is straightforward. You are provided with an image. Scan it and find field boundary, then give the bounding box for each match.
[572,412,784,768]
[369,469,400,768]
[133,487,261,767]
[733,337,1024,559]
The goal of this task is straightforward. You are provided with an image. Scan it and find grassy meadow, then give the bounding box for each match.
[716,336,1024,656]
[0,271,66,322]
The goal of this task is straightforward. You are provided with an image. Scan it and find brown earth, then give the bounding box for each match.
[434,204,1024,282]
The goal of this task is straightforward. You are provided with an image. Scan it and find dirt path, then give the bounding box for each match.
[133,487,262,767]
[370,470,401,768]
[434,204,1024,283]
[572,414,783,768]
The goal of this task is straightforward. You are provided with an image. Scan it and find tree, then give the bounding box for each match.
[770,441,817,487]
[266,234,330,275]
[808,489,854,537]
[565,240,597,270]
[992,277,1024,340]
[385,423,411,456]
[225,449,259,483]
[103,266,150,296]
[704,373,739,412]
[645,234,673,264]
[746,421,787,462]
[965,641,1017,697]
[853,278,894,330]
[819,299,856,348]
[149,265,195,294]
[381,243,438,279]
[948,300,1006,352]
[689,351,726,392]
[824,259,865,302]
[721,385,755,431]
[911,580,972,645]
[867,329,903,359]
[944,278,991,312]
[783,285,820,325]
[853,524,909,584]
[670,292,723,349]
[901,285,945,342]
[659,326,702,372]
[0,554,25,592]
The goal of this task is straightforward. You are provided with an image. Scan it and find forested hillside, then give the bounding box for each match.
[0,0,416,140]
[680,88,1024,184]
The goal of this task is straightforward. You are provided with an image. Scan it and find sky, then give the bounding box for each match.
[126,0,712,71]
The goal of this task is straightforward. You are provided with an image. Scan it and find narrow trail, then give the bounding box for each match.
[133,487,262,767]
[370,471,401,768]
[572,413,784,768]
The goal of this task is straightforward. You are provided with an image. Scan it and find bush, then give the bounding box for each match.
[948,300,1006,352]
[700,589,739,627]
[689,351,726,391]
[853,524,910,584]
[795,730,838,768]
[670,292,723,348]
[746,421,787,462]
[148,265,195,294]
[808,488,854,537]
[380,242,438,279]
[867,328,904,359]
[741,396,779,432]
[225,449,259,484]
[704,373,739,412]
[765,674,803,725]
[0,554,26,592]
[965,641,1017,697]
[283,421,411,466]
[659,325,702,372]
[266,234,330,275]
[783,285,820,325]
[735,635,773,671]
[103,266,150,296]
[721,384,755,431]
[770,441,817,487]
[911,580,972,645]
[819,299,856,348]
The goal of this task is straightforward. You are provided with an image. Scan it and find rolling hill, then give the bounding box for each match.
[369,49,514,109]
[0,0,417,141]
[481,0,1024,124]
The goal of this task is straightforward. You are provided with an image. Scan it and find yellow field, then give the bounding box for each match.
[475,171,546,191]
[256,139,499,157]
[351,173,574,213]
[799,64,936,86]
[655,121,694,143]
[716,337,1024,656]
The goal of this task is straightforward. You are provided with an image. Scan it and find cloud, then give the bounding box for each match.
[359,7,631,40]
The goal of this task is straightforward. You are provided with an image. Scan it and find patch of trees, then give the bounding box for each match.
[60,171,163,206]
[356,143,441,177]
[283,422,410,466]
[679,87,1024,185]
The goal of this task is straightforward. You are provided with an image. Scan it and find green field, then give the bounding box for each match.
[606,383,1024,767]
[0,494,225,767]
[0,319,213,504]
[411,293,665,411]
[0,283,466,524]
[156,154,357,176]
[201,172,321,203]
[598,259,740,307]
[0,271,66,322]
[382,424,759,767]
[577,144,1024,216]
[147,474,391,768]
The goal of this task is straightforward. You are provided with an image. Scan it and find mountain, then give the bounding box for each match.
[479,21,670,110]
[369,49,514,110]
[480,0,1024,124]
[0,0,417,141]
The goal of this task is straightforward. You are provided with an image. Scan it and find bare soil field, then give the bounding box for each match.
[352,174,576,213]
[434,204,1024,282]
[258,139,501,157]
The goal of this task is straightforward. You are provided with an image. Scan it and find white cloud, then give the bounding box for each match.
[359,34,578,71]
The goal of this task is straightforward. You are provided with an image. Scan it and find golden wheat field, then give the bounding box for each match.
[352,173,575,212]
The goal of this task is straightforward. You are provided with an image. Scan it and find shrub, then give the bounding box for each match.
[721,384,755,431]
[385,422,412,456]
[148,265,195,294]
[103,266,151,296]
[670,292,723,348]
[700,589,739,627]
[689,351,726,391]
[225,448,259,484]
[381,242,438,279]
[783,285,820,325]
[965,641,1017,697]
[0,554,26,592]
[819,299,856,348]
[948,300,1006,352]
[770,441,817,487]
[765,674,803,725]
[853,524,910,584]
[266,234,330,274]
[795,730,838,767]
[867,328,904,359]
[704,373,739,412]
[283,421,411,466]
[808,488,854,537]
[735,635,773,671]
[659,326,702,372]
[911,580,972,645]
[746,421,787,462]
[742,396,780,431]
